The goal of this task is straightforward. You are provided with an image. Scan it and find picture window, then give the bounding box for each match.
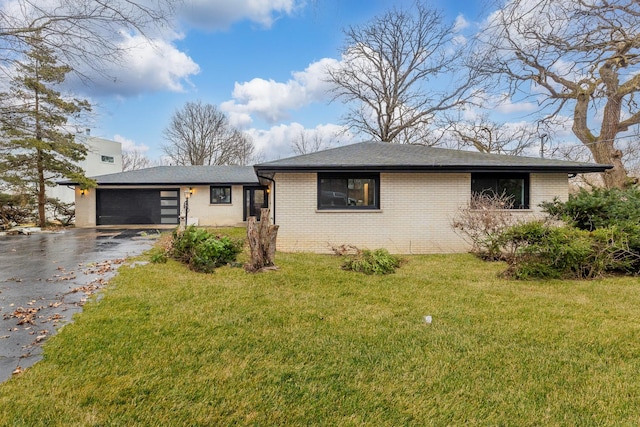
[471,173,529,209]
[210,186,232,204]
[317,173,380,210]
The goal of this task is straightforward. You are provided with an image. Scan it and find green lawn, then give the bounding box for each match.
[1,233,640,426]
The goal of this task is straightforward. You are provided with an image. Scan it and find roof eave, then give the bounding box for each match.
[59,180,259,186]
[254,164,613,174]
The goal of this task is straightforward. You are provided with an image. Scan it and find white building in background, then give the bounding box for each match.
[49,132,122,205]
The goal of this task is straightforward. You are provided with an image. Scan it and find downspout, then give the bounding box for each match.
[257,174,276,224]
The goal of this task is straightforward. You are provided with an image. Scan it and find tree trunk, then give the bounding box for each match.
[588,140,628,189]
[37,149,46,227]
[574,91,630,189]
[594,88,630,189]
[245,208,279,272]
[246,216,264,270]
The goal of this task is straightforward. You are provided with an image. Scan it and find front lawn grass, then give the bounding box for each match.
[1,237,640,425]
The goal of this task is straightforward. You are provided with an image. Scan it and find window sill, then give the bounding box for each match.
[470,208,532,212]
[209,203,233,206]
[316,209,383,213]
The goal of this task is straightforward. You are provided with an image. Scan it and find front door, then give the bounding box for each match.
[244,186,268,221]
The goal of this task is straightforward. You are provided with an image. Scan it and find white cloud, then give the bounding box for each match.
[178,0,298,30]
[0,0,305,101]
[247,123,304,159]
[223,78,307,124]
[113,134,150,153]
[246,122,353,161]
[221,58,339,125]
[225,111,255,130]
[69,33,200,97]
[453,14,470,32]
[471,91,538,115]
[0,0,308,100]
[493,98,538,114]
[0,0,201,99]
[291,58,338,96]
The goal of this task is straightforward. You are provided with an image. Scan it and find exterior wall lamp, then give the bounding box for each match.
[80,189,87,197]
[184,187,193,227]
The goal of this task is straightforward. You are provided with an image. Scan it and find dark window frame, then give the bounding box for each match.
[471,172,530,209]
[210,185,232,204]
[243,186,269,221]
[317,172,380,210]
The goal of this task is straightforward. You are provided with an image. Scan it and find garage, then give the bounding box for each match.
[96,189,180,225]
[67,165,261,227]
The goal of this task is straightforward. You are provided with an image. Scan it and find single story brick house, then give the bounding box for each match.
[252,142,609,253]
[70,141,610,254]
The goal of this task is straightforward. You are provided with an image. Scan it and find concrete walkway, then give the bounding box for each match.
[0,228,160,383]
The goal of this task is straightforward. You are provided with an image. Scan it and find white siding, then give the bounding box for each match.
[49,136,123,205]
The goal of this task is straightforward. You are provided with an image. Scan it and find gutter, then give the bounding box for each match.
[257,174,276,224]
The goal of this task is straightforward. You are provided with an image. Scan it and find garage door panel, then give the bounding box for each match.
[97,189,179,225]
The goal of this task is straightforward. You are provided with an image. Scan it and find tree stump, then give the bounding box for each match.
[245,208,279,272]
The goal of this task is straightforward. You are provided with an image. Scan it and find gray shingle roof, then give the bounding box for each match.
[64,165,259,185]
[255,141,611,173]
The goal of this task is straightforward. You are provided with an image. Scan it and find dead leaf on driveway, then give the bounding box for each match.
[4,307,41,325]
[83,258,126,275]
[42,313,63,325]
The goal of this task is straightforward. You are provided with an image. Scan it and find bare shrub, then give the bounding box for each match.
[328,244,361,256]
[451,192,519,259]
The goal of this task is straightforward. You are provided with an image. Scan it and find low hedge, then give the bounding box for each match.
[500,221,640,279]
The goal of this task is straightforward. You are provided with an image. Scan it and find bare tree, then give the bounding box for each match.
[162,101,255,166]
[452,192,520,260]
[291,131,333,155]
[551,133,640,189]
[122,150,152,171]
[228,129,256,166]
[479,0,640,188]
[0,0,176,79]
[619,135,640,179]
[550,143,604,190]
[445,113,540,156]
[327,2,480,145]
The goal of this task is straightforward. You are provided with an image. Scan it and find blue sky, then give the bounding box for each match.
[68,0,494,163]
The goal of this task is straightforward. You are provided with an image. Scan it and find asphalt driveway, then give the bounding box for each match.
[0,228,160,383]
